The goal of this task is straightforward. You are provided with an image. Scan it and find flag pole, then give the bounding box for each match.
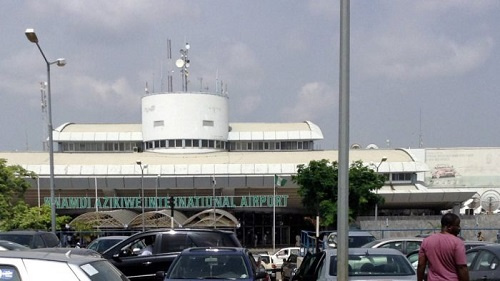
[273,175,276,253]
[212,174,216,229]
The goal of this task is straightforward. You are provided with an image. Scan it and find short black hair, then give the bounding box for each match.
[441,213,460,227]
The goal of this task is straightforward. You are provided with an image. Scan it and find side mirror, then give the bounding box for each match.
[155,271,166,281]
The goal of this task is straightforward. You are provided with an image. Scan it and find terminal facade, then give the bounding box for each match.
[2,86,497,247]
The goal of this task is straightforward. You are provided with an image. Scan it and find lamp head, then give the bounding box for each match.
[136,160,142,165]
[25,28,38,43]
[381,156,388,162]
[56,58,66,67]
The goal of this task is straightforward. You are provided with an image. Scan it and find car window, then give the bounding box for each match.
[160,233,188,253]
[406,241,421,253]
[42,233,60,247]
[471,250,499,271]
[0,265,21,281]
[466,250,479,268]
[169,254,250,279]
[330,254,415,276]
[81,260,129,281]
[188,232,240,247]
[380,241,403,252]
[33,235,45,249]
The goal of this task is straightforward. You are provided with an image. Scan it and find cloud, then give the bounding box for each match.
[360,35,494,80]
[62,75,138,113]
[279,82,336,121]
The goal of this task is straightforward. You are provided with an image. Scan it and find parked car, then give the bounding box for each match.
[292,247,416,280]
[270,247,300,268]
[0,230,60,249]
[0,250,129,280]
[161,247,268,280]
[327,231,376,248]
[466,244,500,281]
[281,253,298,281]
[87,235,129,253]
[361,237,423,255]
[102,228,242,281]
[0,240,29,251]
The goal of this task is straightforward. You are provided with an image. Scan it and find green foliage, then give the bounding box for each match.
[0,158,71,231]
[293,159,385,228]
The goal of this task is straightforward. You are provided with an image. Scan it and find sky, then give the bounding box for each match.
[1,0,499,152]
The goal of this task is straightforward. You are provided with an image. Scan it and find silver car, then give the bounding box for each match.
[361,237,424,255]
[0,250,129,280]
[293,247,416,281]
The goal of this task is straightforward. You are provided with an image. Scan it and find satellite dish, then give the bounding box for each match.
[366,143,379,150]
[480,190,500,214]
[175,59,185,68]
[350,143,361,149]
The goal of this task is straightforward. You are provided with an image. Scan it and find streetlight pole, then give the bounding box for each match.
[374,156,388,222]
[25,28,66,234]
[136,161,148,232]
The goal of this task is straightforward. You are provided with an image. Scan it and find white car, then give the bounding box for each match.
[0,250,129,280]
[293,247,416,280]
[270,247,300,268]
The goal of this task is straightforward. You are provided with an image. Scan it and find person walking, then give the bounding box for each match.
[417,213,469,281]
[477,231,485,241]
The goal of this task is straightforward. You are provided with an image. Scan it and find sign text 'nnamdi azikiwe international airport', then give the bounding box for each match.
[44,195,289,210]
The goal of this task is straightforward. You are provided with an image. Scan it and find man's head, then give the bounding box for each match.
[441,213,461,236]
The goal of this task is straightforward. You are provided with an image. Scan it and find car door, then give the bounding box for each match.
[467,248,500,281]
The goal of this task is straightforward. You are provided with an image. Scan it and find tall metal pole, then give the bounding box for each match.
[136,161,147,232]
[273,176,276,253]
[212,175,216,228]
[337,1,350,280]
[25,29,65,234]
[141,168,145,232]
[374,157,387,222]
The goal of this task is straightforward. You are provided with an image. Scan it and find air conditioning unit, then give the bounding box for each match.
[133,147,138,152]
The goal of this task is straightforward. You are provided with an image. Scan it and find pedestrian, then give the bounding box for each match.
[477,231,485,241]
[417,213,469,281]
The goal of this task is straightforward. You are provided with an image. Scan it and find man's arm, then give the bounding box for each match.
[456,264,469,281]
[417,254,427,281]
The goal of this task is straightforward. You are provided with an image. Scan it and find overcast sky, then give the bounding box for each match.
[1,0,499,152]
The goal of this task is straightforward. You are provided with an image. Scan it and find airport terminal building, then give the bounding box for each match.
[1,87,496,247]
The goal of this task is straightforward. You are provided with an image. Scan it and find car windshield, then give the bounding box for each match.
[349,236,376,247]
[330,254,415,276]
[80,260,128,281]
[0,235,32,248]
[168,254,249,279]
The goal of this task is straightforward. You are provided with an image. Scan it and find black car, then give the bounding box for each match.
[0,230,60,249]
[466,244,500,281]
[162,247,268,280]
[102,228,242,281]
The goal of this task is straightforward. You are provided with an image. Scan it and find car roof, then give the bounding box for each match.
[367,237,423,243]
[329,231,374,236]
[92,235,129,240]
[181,247,246,255]
[31,247,102,257]
[0,250,106,264]
[466,244,500,253]
[0,230,50,235]
[325,247,406,256]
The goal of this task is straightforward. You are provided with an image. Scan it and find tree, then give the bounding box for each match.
[0,158,71,231]
[293,159,385,228]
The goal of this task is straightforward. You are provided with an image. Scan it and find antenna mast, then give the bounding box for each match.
[176,42,190,92]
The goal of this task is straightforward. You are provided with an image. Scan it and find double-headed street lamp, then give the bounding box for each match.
[25,28,66,234]
[136,161,148,232]
[374,156,388,222]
